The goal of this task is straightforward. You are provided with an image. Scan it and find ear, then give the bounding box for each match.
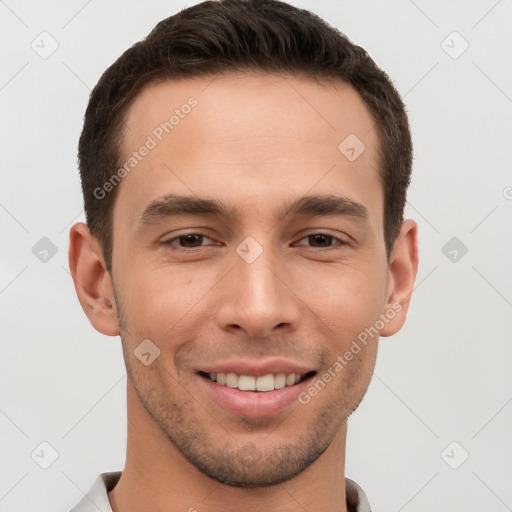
[380,219,419,337]
[68,222,120,336]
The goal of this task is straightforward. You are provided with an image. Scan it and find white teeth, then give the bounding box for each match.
[256,374,274,392]
[238,375,256,391]
[274,373,286,389]
[206,371,308,391]
[225,372,238,388]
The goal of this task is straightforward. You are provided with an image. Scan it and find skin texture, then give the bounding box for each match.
[69,72,418,512]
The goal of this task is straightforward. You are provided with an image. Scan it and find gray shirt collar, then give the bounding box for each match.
[70,471,372,512]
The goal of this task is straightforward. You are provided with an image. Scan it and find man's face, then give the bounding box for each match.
[109,72,390,486]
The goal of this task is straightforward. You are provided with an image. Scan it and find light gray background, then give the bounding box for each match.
[1,0,511,511]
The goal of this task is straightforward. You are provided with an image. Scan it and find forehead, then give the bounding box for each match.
[116,72,382,226]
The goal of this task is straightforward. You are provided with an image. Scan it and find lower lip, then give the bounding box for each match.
[197,373,315,418]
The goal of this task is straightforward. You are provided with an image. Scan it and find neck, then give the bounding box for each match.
[108,381,349,512]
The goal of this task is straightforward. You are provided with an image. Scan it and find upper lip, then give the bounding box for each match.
[197,358,316,377]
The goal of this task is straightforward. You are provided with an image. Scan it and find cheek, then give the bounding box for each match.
[116,249,388,349]
[295,261,387,333]
[117,263,221,345]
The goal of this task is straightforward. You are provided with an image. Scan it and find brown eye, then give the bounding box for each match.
[177,234,206,248]
[162,232,216,249]
[308,234,334,247]
[295,233,346,249]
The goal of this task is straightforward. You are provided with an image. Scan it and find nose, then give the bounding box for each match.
[215,242,301,339]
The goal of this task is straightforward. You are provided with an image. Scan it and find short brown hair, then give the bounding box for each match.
[78,0,413,271]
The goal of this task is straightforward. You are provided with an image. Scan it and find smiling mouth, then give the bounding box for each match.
[198,371,317,392]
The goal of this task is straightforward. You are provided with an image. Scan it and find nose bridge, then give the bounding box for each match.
[239,239,282,305]
[216,234,299,338]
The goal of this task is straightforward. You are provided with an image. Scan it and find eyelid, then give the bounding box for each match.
[294,231,348,249]
[161,230,218,247]
[161,230,349,250]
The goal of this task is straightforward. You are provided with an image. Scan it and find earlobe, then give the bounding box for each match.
[68,222,120,336]
[380,219,419,337]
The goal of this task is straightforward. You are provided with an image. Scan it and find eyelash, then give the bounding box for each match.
[161,231,348,251]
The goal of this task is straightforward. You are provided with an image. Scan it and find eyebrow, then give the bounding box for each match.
[137,193,369,228]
